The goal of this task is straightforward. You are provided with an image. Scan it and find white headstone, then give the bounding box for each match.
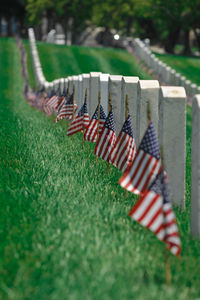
[136,80,160,145]
[82,74,90,105]
[89,72,101,117]
[78,75,83,109]
[191,95,200,236]
[72,76,79,107]
[68,76,73,94]
[121,76,139,142]
[109,75,123,135]
[159,86,186,209]
[99,74,110,115]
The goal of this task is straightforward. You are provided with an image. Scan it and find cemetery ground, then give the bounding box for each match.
[154,52,200,86]
[0,37,200,300]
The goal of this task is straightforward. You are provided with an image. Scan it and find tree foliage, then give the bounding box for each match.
[19,0,200,52]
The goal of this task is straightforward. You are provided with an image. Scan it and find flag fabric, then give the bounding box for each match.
[94,107,116,162]
[56,93,78,123]
[119,121,162,195]
[43,94,59,115]
[84,104,107,142]
[55,95,65,113]
[129,171,181,256]
[67,101,89,136]
[109,114,136,173]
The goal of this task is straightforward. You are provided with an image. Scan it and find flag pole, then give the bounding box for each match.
[125,94,129,196]
[107,93,112,174]
[72,85,75,121]
[66,87,70,128]
[82,88,87,147]
[125,94,129,119]
[96,91,101,163]
[97,91,101,140]
[147,101,151,124]
[160,146,171,286]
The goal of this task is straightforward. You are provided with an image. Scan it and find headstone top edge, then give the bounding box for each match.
[139,80,159,89]
[109,75,123,81]
[161,86,186,98]
[193,95,200,106]
[99,74,110,81]
[123,76,139,83]
[82,74,90,78]
[90,72,102,77]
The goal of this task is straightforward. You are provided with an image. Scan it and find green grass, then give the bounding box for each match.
[0,37,200,299]
[23,40,152,87]
[154,52,200,86]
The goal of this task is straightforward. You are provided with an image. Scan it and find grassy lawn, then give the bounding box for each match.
[154,52,200,86]
[0,37,200,299]
[23,40,152,88]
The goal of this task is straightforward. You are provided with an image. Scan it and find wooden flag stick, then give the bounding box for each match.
[82,88,87,147]
[125,94,129,197]
[96,91,101,163]
[107,93,112,174]
[160,146,171,286]
[108,92,112,113]
[72,85,75,120]
[82,130,85,147]
[97,91,101,140]
[125,94,129,119]
[147,101,151,124]
[66,87,70,127]
[165,245,171,285]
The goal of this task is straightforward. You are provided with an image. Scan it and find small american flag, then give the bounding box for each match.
[43,93,59,115]
[94,107,116,162]
[55,95,65,113]
[109,114,136,172]
[119,121,161,195]
[56,93,78,123]
[129,171,181,256]
[67,101,89,136]
[84,104,106,142]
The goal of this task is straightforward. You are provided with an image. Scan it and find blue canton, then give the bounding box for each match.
[104,107,115,132]
[47,92,52,98]
[78,101,88,117]
[63,88,68,97]
[139,122,160,159]
[149,171,170,204]
[66,93,73,104]
[122,114,134,137]
[92,104,107,120]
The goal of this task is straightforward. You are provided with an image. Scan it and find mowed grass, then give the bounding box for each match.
[154,52,200,86]
[23,40,152,86]
[0,37,200,299]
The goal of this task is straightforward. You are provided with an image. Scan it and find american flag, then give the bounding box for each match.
[67,101,89,136]
[56,93,78,123]
[84,104,107,142]
[94,107,116,162]
[43,93,59,115]
[119,121,162,195]
[109,114,136,172]
[55,95,65,113]
[129,171,181,256]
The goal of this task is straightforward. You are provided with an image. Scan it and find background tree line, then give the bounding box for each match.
[1,0,200,54]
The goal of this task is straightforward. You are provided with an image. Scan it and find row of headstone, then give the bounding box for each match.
[29,28,200,236]
[128,38,200,99]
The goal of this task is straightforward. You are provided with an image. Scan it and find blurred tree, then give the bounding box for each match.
[0,0,26,36]
[24,0,94,43]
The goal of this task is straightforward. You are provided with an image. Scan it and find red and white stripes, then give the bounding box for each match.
[119,150,162,195]
[110,131,136,172]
